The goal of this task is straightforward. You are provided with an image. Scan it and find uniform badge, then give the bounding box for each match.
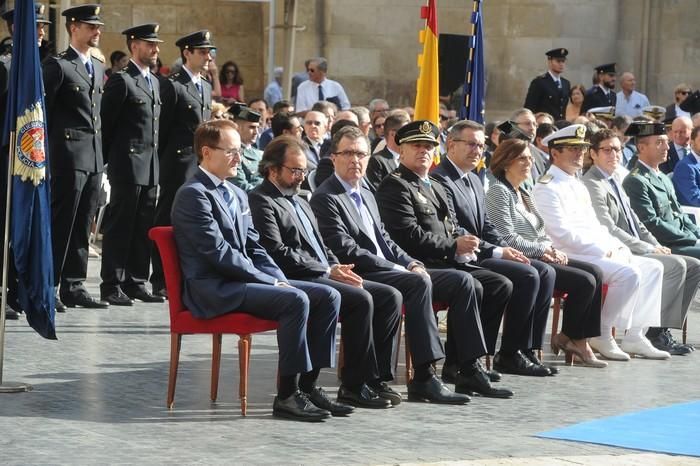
[416,192,428,204]
[204,31,211,41]
[575,126,586,139]
[38,5,45,15]
[419,121,432,134]
[95,6,100,15]
[154,24,160,33]
[538,173,553,184]
[14,103,47,185]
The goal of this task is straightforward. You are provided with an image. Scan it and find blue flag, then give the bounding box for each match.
[460,1,485,123]
[2,0,56,339]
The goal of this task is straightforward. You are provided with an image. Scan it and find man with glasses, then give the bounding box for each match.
[582,63,617,113]
[659,116,693,174]
[312,125,504,403]
[301,110,328,171]
[43,4,108,310]
[583,128,697,355]
[98,23,164,306]
[229,106,263,192]
[172,119,341,422]
[534,124,667,361]
[295,57,350,113]
[249,136,402,409]
[150,30,214,297]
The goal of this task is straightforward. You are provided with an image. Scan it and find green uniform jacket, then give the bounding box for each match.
[622,161,700,247]
[230,145,263,192]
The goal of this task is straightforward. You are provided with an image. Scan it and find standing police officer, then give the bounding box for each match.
[523,48,570,121]
[99,24,164,306]
[150,30,214,296]
[43,4,107,310]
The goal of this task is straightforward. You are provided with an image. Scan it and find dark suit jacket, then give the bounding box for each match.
[100,61,161,186]
[366,147,399,192]
[171,169,286,318]
[671,150,700,206]
[665,103,678,123]
[523,72,570,120]
[623,161,700,248]
[302,134,321,170]
[310,174,416,273]
[375,164,464,267]
[431,159,506,261]
[158,71,212,188]
[43,47,105,174]
[581,85,616,113]
[659,144,681,174]
[249,179,339,279]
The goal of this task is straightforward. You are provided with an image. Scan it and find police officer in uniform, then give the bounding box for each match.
[523,48,570,121]
[150,30,214,296]
[99,24,164,305]
[582,63,617,113]
[230,105,264,192]
[43,4,108,309]
[0,3,51,319]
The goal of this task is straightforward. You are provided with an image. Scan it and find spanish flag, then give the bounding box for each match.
[414,0,440,126]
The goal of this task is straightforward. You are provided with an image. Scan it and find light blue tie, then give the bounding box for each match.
[349,191,386,259]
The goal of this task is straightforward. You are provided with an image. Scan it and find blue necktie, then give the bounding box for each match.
[288,196,329,266]
[556,79,562,89]
[349,191,387,259]
[318,84,324,101]
[146,73,153,91]
[85,59,94,78]
[217,184,238,219]
[609,178,639,238]
[195,81,203,96]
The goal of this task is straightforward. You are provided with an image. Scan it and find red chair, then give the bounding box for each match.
[149,226,278,415]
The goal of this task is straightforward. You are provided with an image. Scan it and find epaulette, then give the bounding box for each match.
[202,75,211,83]
[630,168,640,176]
[170,72,180,80]
[391,171,402,178]
[537,173,553,184]
[56,51,67,58]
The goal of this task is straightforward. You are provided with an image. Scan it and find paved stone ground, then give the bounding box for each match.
[1,257,699,465]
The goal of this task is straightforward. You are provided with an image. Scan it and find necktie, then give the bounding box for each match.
[195,81,203,96]
[462,176,480,220]
[349,191,386,259]
[318,84,325,101]
[146,73,153,91]
[556,79,562,90]
[217,184,238,220]
[85,59,94,79]
[681,147,689,159]
[608,178,639,238]
[287,196,329,266]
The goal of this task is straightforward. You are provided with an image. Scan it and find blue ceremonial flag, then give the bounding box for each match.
[460,0,485,123]
[2,0,56,339]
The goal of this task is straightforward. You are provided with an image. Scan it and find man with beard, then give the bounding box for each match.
[43,4,108,310]
[249,136,401,408]
[98,24,164,305]
[582,63,617,113]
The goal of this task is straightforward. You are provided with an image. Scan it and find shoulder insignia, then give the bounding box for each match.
[56,51,67,58]
[391,171,402,178]
[202,75,211,84]
[537,173,553,184]
[92,55,104,64]
[630,168,639,176]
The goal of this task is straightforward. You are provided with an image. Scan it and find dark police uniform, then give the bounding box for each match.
[43,4,107,308]
[99,24,164,305]
[582,63,617,113]
[150,30,213,292]
[523,48,570,120]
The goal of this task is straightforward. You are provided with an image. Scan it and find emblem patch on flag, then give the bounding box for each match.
[14,103,46,186]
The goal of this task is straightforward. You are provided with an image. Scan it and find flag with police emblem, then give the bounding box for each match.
[2,0,56,339]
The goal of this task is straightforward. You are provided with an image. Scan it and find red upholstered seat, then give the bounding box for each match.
[149,226,277,415]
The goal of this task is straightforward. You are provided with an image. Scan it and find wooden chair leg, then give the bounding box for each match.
[550,297,561,353]
[537,349,543,361]
[683,318,688,345]
[211,334,222,402]
[484,355,491,371]
[167,333,182,409]
[405,333,413,384]
[337,336,344,380]
[238,335,251,416]
[393,314,404,375]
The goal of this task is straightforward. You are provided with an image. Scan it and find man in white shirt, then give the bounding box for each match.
[296,57,350,112]
[533,124,669,361]
[615,72,650,118]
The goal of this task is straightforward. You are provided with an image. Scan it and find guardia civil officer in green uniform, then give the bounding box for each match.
[151,30,214,295]
[0,3,51,319]
[230,105,264,192]
[99,24,164,306]
[43,4,108,310]
[623,121,700,258]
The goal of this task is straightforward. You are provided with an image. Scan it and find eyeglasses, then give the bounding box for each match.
[333,150,369,159]
[374,123,384,128]
[596,146,622,155]
[307,68,316,73]
[678,90,691,95]
[452,139,485,150]
[439,115,448,121]
[211,146,241,157]
[516,120,537,128]
[305,120,323,127]
[282,165,308,177]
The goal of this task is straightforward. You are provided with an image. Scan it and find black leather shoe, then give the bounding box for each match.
[650,330,692,356]
[442,362,501,384]
[523,349,559,375]
[306,387,354,416]
[62,294,109,309]
[124,287,165,303]
[55,296,66,313]
[101,290,134,306]
[273,391,330,422]
[338,384,391,409]
[4,307,19,320]
[407,375,470,404]
[493,351,550,377]
[455,369,513,399]
[369,381,402,406]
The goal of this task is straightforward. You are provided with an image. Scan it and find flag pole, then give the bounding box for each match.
[0,130,32,393]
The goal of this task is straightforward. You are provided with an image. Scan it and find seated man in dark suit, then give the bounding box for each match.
[380,120,556,379]
[311,126,511,401]
[171,119,343,422]
[249,136,400,408]
[365,111,410,191]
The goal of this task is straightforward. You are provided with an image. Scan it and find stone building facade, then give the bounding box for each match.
[3,0,700,120]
